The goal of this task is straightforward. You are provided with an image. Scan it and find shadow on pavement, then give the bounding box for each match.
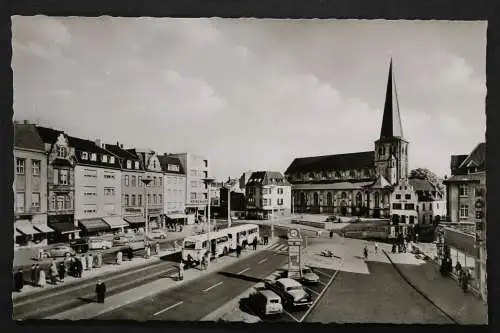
[77,296,96,304]
[218,271,265,284]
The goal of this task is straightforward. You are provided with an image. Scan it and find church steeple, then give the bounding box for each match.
[380,59,404,139]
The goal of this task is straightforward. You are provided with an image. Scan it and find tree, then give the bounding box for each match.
[410,168,446,193]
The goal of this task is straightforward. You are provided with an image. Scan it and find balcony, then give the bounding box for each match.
[51,184,72,193]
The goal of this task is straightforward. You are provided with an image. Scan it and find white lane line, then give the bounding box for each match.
[315,269,333,279]
[284,309,301,322]
[202,281,224,292]
[153,301,184,316]
[258,258,267,264]
[237,267,250,275]
[304,287,321,296]
[317,280,327,287]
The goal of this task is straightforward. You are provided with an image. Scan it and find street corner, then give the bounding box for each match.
[384,250,427,266]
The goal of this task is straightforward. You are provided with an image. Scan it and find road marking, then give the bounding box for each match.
[237,267,250,275]
[304,287,321,296]
[315,269,333,279]
[283,309,301,322]
[153,301,184,316]
[202,281,223,292]
[317,280,327,287]
[258,258,267,264]
[300,259,344,323]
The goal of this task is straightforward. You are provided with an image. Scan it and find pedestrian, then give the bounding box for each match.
[64,255,71,273]
[95,280,106,303]
[96,252,103,268]
[252,238,257,251]
[38,248,44,261]
[330,230,334,239]
[201,254,207,270]
[455,261,462,276]
[49,261,58,284]
[236,244,241,258]
[461,269,469,293]
[127,247,133,261]
[76,257,83,278]
[87,253,93,271]
[146,245,151,259]
[38,268,46,288]
[156,243,161,256]
[69,258,76,277]
[30,264,37,285]
[363,246,368,260]
[14,269,24,292]
[116,251,123,265]
[34,264,41,286]
[178,261,184,281]
[374,242,379,254]
[58,261,66,282]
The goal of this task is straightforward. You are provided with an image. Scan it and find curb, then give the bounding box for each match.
[382,250,460,324]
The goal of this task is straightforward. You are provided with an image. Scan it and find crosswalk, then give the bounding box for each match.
[267,243,289,255]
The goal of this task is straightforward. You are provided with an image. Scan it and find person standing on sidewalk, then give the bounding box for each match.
[34,264,41,287]
[95,280,106,303]
[30,264,37,286]
[116,250,123,265]
[363,246,368,260]
[38,268,46,288]
[374,242,379,254]
[58,261,66,283]
[178,260,184,281]
[14,269,24,292]
[156,242,161,256]
[236,244,241,258]
[87,253,93,271]
[252,238,257,251]
[330,230,334,239]
[461,269,470,293]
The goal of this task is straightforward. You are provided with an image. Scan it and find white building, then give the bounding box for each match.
[409,177,446,225]
[170,153,210,217]
[159,154,187,222]
[245,171,292,220]
[389,178,418,237]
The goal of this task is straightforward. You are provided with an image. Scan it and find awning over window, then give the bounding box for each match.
[79,218,110,233]
[103,216,129,229]
[33,224,55,233]
[167,214,188,219]
[124,216,146,225]
[49,221,79,234]
[15,220,40,235]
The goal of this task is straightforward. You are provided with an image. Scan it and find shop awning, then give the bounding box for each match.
[79,218,110,233]
[49,221,79,234]
[33,224,55,233]
[167,214,188,219]
[124,216,146,225]
[103,216,129,229]
[15,220,40,235]
[14,230,21,237]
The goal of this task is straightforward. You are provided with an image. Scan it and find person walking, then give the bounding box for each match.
[58,261,66,282]
[363,246,368,260]
[95,280,106,303]
[330,230,334,239]
[87,253,93,271]
[146,245,151,259]
[116,250,123,265]
[127,247,133,261]
[14,269,24,292]
[76,257,83,278]
[96,252,103,268]
[461,269,470,293]
[374,242,379,254]
[30,264,37,286]
[49,261,58,285]
[156,243,161,256]
[38,268,46,288]
[81,254,88,271]
[236,244,241,258]
[34,264,41,287]
[178,261,184,281]
[252,238,257,251]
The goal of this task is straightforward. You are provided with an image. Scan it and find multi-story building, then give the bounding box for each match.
[158,153,187,224]
[220,179,247,220]
[72,137,124,236]
[14,122,51,248]
[105,142,146,230]
[133,149,164,229]
[389,178,418,237]
[171,153,210,217]
[444,142,486,225]
[35,126,79,242]
[210,181,223,208]
[409,177,446,225]
[239,170,253,195]
[246,171,292,219]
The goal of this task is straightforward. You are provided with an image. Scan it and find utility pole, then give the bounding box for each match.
[227,182,231,228]
[203,178,215,269]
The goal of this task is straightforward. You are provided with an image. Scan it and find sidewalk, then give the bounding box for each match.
[384,250,488,325]
[47,238,280,320]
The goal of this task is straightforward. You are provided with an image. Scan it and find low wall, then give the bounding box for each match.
[291,220,333,229]
[342,230,389,240]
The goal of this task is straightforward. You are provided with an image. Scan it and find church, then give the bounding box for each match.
[284,60,418,228]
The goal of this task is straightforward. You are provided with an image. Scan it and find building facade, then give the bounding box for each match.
[239,170,253,195]
[158,154,187,221]
[284,60,417,235]
[14,122,51,248]
[134,149,164,229]
[35,126,79,241]
[246,171,292,219]
[409,177,446,225]
[171,153,209,216]
[105,143,146,230]
[72,137,124,236]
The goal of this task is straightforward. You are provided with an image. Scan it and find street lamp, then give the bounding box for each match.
[141,176,153,241]
[203,177,215,267]
[269,185,276,240]
[225,181,232,228]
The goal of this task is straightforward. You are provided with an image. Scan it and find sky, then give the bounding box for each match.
[12,17,486,181]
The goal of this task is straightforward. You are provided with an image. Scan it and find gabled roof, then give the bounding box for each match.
[380,59,404,140]
[450,155,467,174]
[247,171,291,186]
[158,154,185,175]
[15,123,45,151]
[444,171,485,183]
[105,144,140,161]
[285,151,374,174]
[69,136,121,169]
[450,142,486,175]
[35,126,64,144]
[368,175,391,189]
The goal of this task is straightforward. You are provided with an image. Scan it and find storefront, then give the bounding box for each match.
[103,216,129,233]
[48,214,80,242]
[124,216,146,231]
[78,218,111,237]
[15,220,41,247]
[165,214,188,230]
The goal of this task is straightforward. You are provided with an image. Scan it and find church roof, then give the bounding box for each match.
[285,151,374,174]
[368,175,391,189]
[380,59,404,140]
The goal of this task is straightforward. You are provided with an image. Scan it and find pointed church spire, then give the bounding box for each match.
[380,58,404,139]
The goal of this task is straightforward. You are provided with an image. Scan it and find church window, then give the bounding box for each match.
[335,171,341,178]
[327,192,333,206]
[374,192,380,208]
[396,194,401,199]
[322,170,327,178]
[308,172,314,179]
[341,192,347,199]
[356,193,362,207]
[349,170,355,178]
[313,192,319,206]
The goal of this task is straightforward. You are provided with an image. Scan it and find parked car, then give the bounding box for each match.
[88,237,113,250]
[46,245,75,258]
[252,289,283,317]
[300,267,320,285]
[269,278,313,308]
[69,238,89,254]
[149,230,167,239]
[326,215,337,222]
[112,235,132,246]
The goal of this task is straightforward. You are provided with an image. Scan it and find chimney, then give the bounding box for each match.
[95,139,101,147]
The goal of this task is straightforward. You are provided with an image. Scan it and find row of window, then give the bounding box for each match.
[80,151,116,164]
[291,169,373,181]
[262,198,284,206]
[16,158,41,176]
[124,194,163,206]
[125,175,163,187]
[189,169,208,178]
[15,192,41,212]
[392,203,415,210]
[395,194,412,200]
[50,195,72,211]
[167,164,180,172]
[459,185,483,197]
[189,192,208,200]
[260,188,285,195]
[125,160,141,170]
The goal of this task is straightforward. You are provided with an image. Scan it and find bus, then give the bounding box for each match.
[182,224,260,265]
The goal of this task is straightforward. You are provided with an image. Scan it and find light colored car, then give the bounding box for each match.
[149,230,167,239]
[88,237,113,250]
[300,267,320,284]
[112,235,133,246]
[253,289,283,316]
[272,278,313,308]
[46,245,75,258]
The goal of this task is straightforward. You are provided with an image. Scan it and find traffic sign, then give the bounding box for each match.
[288,240,302,246]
